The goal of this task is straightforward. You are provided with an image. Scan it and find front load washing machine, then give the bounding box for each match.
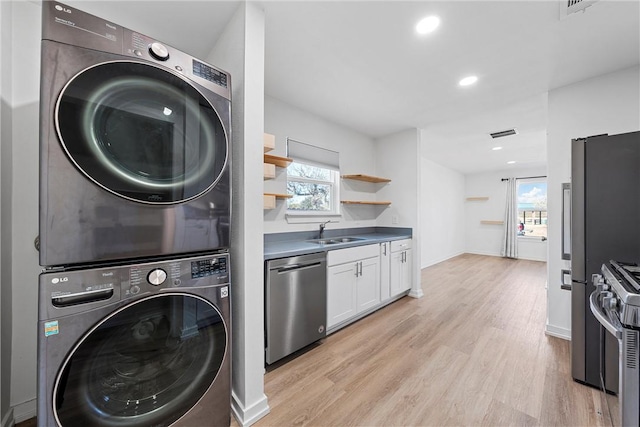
[39,1,232,267]
[37,253,231,427]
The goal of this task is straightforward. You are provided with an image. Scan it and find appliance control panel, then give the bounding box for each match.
[41,1,231,101]
[191,256,227,279]
[40,253,230,314]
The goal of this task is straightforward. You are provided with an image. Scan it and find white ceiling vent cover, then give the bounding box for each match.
[560,0,599,19]
[490,129,518,139]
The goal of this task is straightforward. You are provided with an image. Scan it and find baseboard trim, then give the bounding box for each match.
[1,407,14,427]
[465,249,502,258]
[231,391,269,427]
[421,251,465,269]
[408,287,424,299]
[545,324,571,340]
[12,399,36,424]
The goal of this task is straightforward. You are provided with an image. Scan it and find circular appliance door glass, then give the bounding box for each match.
[56,61,228,204]
[54,294,227,427]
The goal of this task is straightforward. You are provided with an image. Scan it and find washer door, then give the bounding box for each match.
[56,61,228,204]
[54,294,227,427]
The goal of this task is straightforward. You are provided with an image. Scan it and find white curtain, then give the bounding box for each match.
[501,178,518,259]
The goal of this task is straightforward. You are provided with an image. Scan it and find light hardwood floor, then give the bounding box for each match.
[253,254,607,427]
[18,254,607,427]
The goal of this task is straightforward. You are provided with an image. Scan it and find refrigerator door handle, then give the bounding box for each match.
[562,183,571,260]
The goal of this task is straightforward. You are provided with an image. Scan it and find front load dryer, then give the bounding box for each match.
[37,253,231,427]
[39,1,231,267]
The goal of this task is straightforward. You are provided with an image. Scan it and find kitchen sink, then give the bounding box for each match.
[306,237,365,245]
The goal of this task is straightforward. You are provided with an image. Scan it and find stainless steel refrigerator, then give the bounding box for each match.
[571,130,640,392]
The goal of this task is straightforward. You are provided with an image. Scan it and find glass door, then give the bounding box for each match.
[54,294,227,426]
[56,61,228,204]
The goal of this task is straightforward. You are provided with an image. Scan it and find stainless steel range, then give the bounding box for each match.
[591,261,640,427]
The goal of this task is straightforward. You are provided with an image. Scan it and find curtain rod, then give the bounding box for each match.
[501,175,546,182]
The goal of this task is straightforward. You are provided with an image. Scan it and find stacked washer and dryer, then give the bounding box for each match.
[37,2,232,426]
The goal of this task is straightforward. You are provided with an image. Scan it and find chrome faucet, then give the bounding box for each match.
[319,220,333,239]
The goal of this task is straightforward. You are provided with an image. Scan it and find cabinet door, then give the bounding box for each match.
[390,249,412,297]
[327,263,358,328]
[390,251,403,297]
[400,249,412,293]
[380,243,390,302]
[356,256,380,313]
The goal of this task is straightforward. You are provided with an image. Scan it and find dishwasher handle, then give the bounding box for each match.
[274,261,322,274]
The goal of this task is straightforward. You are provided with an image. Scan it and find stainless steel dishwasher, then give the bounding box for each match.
[265,252,327,364]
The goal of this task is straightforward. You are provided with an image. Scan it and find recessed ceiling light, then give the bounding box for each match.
[459,75,478,86]
[416,16,440,35]
[492,146,503,151]
[507,160,516,164]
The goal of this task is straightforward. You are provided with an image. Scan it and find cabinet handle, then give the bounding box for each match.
[382,243,387,256]
[359,261,362,276]
[355,262,359,277]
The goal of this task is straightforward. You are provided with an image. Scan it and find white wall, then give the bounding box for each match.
[0,1,12,425]
[546,65,640,339]
[465,166,547,260]
[419,157,465,268]
[207,3,270,426]
[5,0,41,423]
[376,129,423,298]
[263,96,379,234]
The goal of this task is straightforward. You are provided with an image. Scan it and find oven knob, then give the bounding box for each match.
[606,296,617,310]
[149,42,169,61]
[147,268,167,286]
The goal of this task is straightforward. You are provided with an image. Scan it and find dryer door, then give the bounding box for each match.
[53,294,227,426]
[55,61,228,204]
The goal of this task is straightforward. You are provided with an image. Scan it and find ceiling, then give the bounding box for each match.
[62,1,640,174]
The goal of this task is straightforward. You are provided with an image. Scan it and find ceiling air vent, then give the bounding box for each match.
[560,0,598,19]
[490,129,518,139]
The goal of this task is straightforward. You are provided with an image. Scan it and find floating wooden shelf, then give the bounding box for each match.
[341,200,391,206]
[342,174,391,184]
[263,133,275,153]
[264,193,292,198]
[263,193,292,210]
[263,194,276,210]
[264,153,293,168]
[264,163,276,180]
[466,197,489,201]
[480,220,504,225]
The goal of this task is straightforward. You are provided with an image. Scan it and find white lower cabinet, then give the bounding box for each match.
[390,239,412,297]
[327,262,358,327]
[327,244,380,329]
[356,256,380,313]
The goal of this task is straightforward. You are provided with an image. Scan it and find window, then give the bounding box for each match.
[516,179,547,238]
[286,139,340,216]
[287,162,340,214]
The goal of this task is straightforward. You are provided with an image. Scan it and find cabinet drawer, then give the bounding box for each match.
[390,238,412,252]
[327,244,379,266]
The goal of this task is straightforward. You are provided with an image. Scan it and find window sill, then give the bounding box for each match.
[286,213,342,224]
[517,235,547,242]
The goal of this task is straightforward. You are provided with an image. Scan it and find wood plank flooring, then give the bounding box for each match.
[18,254,606,427]
[254,254,607,427]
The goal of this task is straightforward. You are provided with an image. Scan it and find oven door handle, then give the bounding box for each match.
[589,290,622,339]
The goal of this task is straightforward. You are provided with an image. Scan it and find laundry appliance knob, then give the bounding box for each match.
[148,268,167,286]
[149,42,169,61]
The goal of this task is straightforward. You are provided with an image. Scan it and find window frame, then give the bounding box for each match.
[516,178,547,240]
[285,159,341,217]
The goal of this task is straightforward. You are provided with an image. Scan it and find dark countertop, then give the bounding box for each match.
[264,227,412,260]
